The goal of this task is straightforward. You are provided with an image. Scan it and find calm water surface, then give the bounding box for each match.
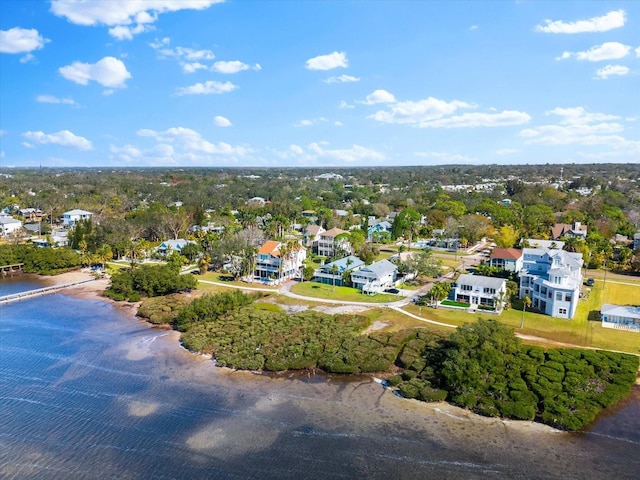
[1,278,639,479]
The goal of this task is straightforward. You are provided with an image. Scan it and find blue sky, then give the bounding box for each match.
[1,0,639,168]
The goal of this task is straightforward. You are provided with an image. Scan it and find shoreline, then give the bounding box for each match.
[13,270,569,434]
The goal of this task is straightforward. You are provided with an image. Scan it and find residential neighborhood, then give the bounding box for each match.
[0,164,639,333]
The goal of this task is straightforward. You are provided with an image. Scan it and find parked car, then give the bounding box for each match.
[385,288,400,294]
[585,278,595,286]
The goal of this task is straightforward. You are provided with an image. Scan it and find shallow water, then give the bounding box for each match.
[0,279,639,479]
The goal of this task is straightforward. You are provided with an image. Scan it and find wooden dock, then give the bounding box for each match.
[0,278,98,305]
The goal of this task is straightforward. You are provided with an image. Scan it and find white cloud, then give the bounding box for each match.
[520,106,629,147]
[362,89,396,105]
[595,64,630,79]
[272,142,385,164]
[156,45,215,61]
[636,46,640,57]
[51,0,222,40]
[212,60,260,74]
[137,127,249,156]
[0,130,6,136]
[535,9,626,33]
[109,23,153,40]
[175,80,237,96]
[305,51,348,70]
[59,56,131,88]
[470,25,479,31]
[182,62,208,73]
[324,74,360,84]
[339,100,354,109]
[368,97,472,124]
[0,27,50,54]
[418,111,531,128]
[19,53,36,63]
[559,42,631,62]
[293,117,328,127]
[36,94,77,106]
[334,121,343,127]
[213,116,232,127]
[545,107,619,124]
[23,130,93,150]
[21,142,35,149]
[110,143,142,159]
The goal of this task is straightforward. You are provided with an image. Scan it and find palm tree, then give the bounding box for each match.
[329,263,340,291]
[96,244,112,271]
[520,295,532,329]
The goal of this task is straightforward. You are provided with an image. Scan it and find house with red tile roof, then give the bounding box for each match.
[489,248,524,273]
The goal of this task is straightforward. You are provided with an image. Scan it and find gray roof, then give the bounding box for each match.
[601,304,640,319]
[358,259,397,279]
[457,274,506,289]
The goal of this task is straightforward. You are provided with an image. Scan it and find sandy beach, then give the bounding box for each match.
[40,270,141,319]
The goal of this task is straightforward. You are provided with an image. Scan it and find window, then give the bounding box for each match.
[565,294,572,302]
[462,285,472,291]
[559,308,567,315]
[556,292,562,301]
[484,287,496,294]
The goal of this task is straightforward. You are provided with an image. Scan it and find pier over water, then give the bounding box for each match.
[0,277,97,304]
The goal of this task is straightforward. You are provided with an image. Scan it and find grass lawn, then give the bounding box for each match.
[600,279,640,305]
[400,284,640,355]
[291,281,399,303]
[196,271,278,290]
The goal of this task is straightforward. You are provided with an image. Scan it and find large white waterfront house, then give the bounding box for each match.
[454,274,507,313]
[519,247,583,319]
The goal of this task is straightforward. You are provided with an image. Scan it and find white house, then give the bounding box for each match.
[254,240,306,285]
[350,259,398,295]
[601,304,640,333]
[454,274,507,313]
[303,224,325,248]
[489,248,524,273]
[519,247,583,319]
[314,227,351,257]
[314,255,365,287]
[62,209,92,227]
[0,215,22,237]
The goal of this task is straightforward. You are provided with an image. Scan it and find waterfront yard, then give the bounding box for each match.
[291,281,399,303]
[401,279,640,355]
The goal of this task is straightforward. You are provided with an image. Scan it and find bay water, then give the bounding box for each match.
[1,278,639,479]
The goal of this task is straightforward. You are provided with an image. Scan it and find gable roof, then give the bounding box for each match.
[305,225,323,235]
[359,259,397,278]
[490,247,522,261]
[457,274,506,289]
